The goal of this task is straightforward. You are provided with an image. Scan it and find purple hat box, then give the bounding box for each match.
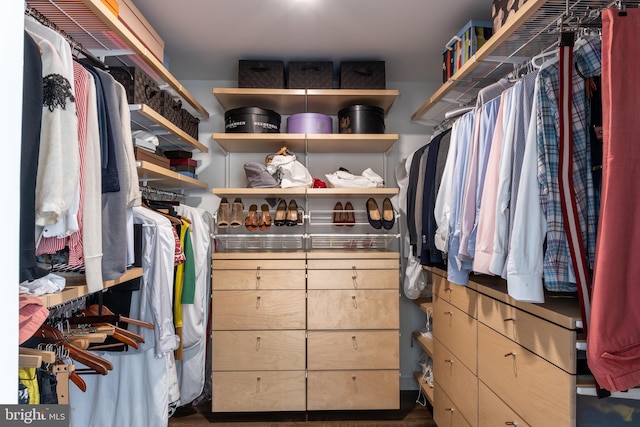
[287,113,333,134]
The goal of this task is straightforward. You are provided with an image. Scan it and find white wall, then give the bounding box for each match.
[182,79,441,389]
[1,1,24,404]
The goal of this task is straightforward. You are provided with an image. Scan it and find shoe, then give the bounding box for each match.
[258,204,272,231]
[229,198,244,228]
[274,199,287,226]
[366,198,382,229]
[217,197,230,228]
[333,202,344,226]
[245,204,258,231]
[286,200,299,226]
[344,201,355,227]
[381,198,395,230]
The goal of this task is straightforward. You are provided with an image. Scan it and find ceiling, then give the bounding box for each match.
[130,0,492,85]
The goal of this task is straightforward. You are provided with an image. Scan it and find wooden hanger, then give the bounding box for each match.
[86,304,154,329]
[75,309,145,348]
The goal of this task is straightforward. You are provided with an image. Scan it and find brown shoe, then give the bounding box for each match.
[245,204,258,231]
[344,201,355,227]
[333,202,344,226]
[230,198,244,228]
[217,197,230,228]
[258,204,272,231]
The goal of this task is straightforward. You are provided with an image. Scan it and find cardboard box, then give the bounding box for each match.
[134,147,170,169]
[492,0,529,33]
[116,0,164,62]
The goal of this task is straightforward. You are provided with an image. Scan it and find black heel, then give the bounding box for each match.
[274,200,287,226]
[286,200,299,226]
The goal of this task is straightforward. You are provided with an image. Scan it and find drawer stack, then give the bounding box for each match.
[211,252,307,412]
[306,251,400,410]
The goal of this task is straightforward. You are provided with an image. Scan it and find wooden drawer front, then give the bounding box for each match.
[433,274,477,318]
[212,290,306,330]
[433,383,473,427]
[434,338,478,427]
[212,371,306,412]
[307,330,399,370]
[212,330,306,371]
[307,268,398,290]
[213,259,305,270]
[478,324,575,427]
[478,381,530,427]
[307,370,399,410]
[307,290,399,330]
[433,296,477,373]
[212,269,305,290]
[478,294,576,373]
[307,258,398,271]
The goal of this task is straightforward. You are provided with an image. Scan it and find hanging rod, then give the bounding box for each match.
[140,185,186,203]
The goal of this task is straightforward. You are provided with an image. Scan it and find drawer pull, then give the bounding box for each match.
[504,352,517,358]
[255,336,261,351]
[444,311,453,316]
[444,407,455,412]
[444,287,452,292]
[352,336,358,350]
[505,422,519,426]
[255,266,261,288]
[352,375,358,392]
[352,266,358,288]
[256,376,261,392]
[503,317,516,322]
[352,295,358,309]
[444,359,454,364]
[256,296,261,309]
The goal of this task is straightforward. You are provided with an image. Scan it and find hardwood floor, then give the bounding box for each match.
[168,391,436,427]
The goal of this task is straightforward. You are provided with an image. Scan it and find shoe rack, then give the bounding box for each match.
[210,88,401,251]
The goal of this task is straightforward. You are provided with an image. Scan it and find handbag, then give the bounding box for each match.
[243,162,279,188]
[266,154,313,188]
[325,167,384,188]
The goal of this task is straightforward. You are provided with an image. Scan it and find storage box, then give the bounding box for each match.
[180,109,200,140]
[109,67,162,113]
[164,150,192,159]
[225,107,281,133]
[492,0,529,33]
[116,0,164,62]
[238,60,286,88]
[134,147,170,169]
[171,164,197,174]
[288,61,333,89]
[169,158,197,167]
[287,113,332,134]
[160,91,183,127]
[338,105,385,134]
[339,61,386,89]
[442,20,493,82]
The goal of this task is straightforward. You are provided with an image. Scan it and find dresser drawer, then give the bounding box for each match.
[433,383,473,427]
[307,370,399,410]
[478,381,530,427]
[307,289,399,330]
[307,268,398,290]
[212,371,306,412]
[478,293,576,373]
[433,273,477,318]
[434,338,478,427]
[212,268,305,290]
[212,330,306,371]
[307,258,399,271]
[478,323,575,427]
[433,295,477,373]
[212,290,306,330]
[213,258,306,270]
[307,330,399,370]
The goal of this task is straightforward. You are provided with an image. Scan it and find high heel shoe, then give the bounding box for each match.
[258,204,272,231]
[381,198,395,230]
[274,199,287,226]
[366,198,382,229]
[286,200,299,226]
[229,198,244,229]
[245,204,258,231]
[333,202,344,226]
[217,197,230,228]
[344,201,355,227]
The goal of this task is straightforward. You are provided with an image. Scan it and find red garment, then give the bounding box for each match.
[19,294,48,344]
[588,8,640,392]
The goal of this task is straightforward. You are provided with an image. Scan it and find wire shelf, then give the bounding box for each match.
[215,234,305,251]
[310,233,399,250]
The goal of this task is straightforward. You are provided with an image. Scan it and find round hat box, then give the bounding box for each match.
[338,104,385,134]
[225,106,281,133]
[287,113,333,134]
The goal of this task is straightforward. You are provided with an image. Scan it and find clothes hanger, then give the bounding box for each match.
[86,304,154,330]
[75,309,145,347]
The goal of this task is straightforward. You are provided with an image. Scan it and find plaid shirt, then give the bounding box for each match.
[536,36,600,292]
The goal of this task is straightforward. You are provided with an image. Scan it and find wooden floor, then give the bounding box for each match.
[168,392,436,427]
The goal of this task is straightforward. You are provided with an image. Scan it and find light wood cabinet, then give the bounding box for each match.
[433,383,472,427]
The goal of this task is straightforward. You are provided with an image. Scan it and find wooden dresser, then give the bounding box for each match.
[431,268,581,426]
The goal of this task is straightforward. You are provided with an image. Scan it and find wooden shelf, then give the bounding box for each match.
[306,188,399,197]
[212,88,399,115]
[412,297,433,314]
[413,371,434,406]
[413,332,434,358]
[137,161,208,190]
[37,267,143,308]
[211,188,398,197]
[577,375,640,400]
[306,134,398,153]
[29,0,209,118]
[130,104,208,153]
[211,133,307,153]
[211,187,306,197]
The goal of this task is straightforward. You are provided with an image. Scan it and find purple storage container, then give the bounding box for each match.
[287,113,333,134]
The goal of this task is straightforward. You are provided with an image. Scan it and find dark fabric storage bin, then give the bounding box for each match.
[109,66,162,113]
[180,109,200,140]
[238,60,285,88]
[338,105,385,134]
[160,91,183,127]
[339,61,386,89]
[288,61,333,89]
[225,107,281,133]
